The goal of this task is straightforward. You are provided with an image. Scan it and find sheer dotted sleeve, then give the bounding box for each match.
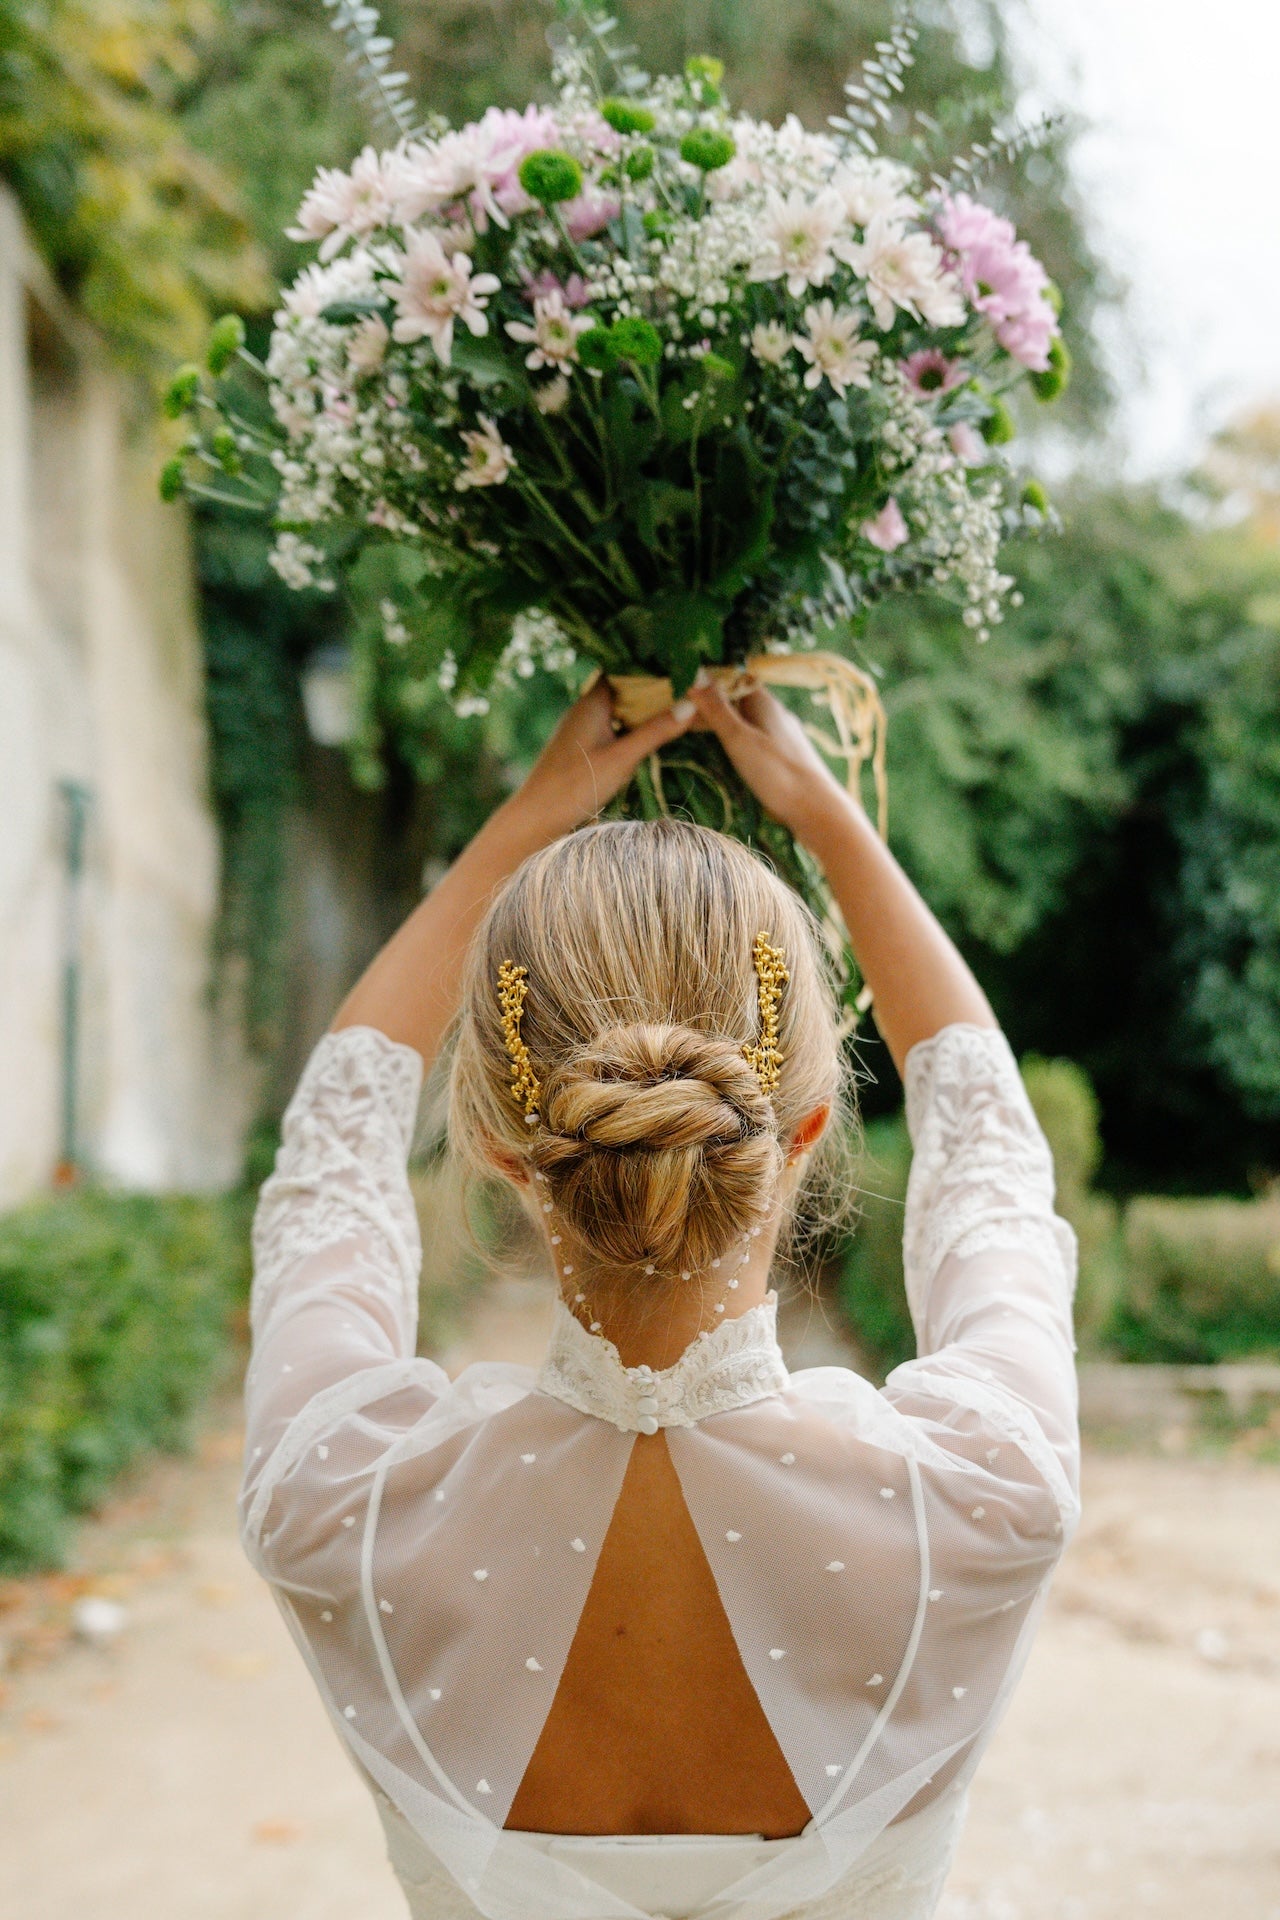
[881,1022,1082,1534]
[238,1025,448,1557]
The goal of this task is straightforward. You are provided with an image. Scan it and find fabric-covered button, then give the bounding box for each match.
[638,1415,659,1435]
[636,1395,659,1415]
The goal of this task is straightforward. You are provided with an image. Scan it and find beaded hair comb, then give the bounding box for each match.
[495,933,789,1122]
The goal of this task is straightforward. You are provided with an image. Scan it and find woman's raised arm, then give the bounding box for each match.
[686,678,995,1074]
[331,680,695,1067]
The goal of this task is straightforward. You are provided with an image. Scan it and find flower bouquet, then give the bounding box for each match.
[164,2,1069,1016]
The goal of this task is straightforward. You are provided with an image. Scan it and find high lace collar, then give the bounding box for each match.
[536,1291,789,1433]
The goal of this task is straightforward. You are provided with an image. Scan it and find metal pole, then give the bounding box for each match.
[54,779,92,1187]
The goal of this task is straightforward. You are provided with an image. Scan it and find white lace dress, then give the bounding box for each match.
[239,1022,1080,1920]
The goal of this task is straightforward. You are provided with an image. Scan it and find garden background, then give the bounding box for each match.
[2,0,1279,1581]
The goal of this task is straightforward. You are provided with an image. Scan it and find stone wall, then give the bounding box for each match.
[0,187,256,1205]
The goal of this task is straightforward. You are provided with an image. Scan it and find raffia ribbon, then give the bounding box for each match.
[606,651,888,838]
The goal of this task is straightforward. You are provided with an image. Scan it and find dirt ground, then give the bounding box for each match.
[1,1276,1278,1920]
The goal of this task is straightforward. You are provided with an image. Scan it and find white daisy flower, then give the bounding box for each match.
[505,291,595,371]
[831,158,918,230]
[749,189,846,297]
[346,313,390,375]
[533,373,572,414]
[390,230,500,363]
[794,301,876,396]
[287,148,396,261]
[749,320,793,366]
[454,415,516,490]
[838,217,964,332]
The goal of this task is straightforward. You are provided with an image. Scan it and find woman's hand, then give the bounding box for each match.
[686,677,852,849]
[509,676,696,842]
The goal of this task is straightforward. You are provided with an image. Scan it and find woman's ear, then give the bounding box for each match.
[483,1138,532,1186]
[786,1103,831,1164]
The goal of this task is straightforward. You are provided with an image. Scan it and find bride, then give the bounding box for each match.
[239,674,1079,1920]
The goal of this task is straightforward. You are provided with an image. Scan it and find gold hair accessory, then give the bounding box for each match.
[743,933,789,1098]
[497,960,541,1124]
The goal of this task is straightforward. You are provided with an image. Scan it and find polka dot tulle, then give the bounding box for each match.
[239,1022,1081,1920]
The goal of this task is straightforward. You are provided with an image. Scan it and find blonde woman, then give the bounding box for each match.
[240,676,1079,1920]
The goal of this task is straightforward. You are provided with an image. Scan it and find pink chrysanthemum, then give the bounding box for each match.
[936,193,1058,372]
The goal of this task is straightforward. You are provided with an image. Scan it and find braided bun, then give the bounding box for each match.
[450,817,851,1310]
[531,1025,783,1275]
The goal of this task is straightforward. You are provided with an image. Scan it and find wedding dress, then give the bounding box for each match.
[239,1021,1080,1920]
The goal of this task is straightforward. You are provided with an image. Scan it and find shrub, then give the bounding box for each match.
[835,1114,914,1376]
[1113,1193,1280,1362]
[0,1189,250,1574]
[1020,1055,1123,1350]
[836,1054,1122,1375]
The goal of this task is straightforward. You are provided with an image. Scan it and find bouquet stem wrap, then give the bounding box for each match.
[606,653,889,838]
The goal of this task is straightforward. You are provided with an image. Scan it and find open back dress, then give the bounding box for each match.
[239,1020,1080,1920]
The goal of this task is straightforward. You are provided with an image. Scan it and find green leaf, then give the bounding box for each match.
[649,588,726,695]
[449,331,526,394]
[632,480,696,551]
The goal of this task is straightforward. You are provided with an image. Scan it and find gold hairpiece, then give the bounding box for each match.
[743,933,789,1098]
[496,960,541,1124]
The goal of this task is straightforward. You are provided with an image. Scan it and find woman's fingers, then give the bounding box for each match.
[687,681,769,771]
[600,695,696,784]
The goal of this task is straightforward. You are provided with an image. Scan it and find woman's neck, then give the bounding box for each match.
[550,1226,781,1372]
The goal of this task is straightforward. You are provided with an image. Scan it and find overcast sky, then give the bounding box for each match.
[1015,0,1280,474]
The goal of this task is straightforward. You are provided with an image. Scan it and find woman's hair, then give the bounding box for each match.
[449,818,854,1306]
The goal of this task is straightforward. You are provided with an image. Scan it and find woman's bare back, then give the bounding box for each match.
[504,1430,811,1838]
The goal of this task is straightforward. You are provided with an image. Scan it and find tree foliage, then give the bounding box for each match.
[0,0,269,369]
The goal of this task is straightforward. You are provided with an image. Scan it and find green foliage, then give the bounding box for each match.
[835,1112,914,1375]
[0,0,269,373]
[858,491,1280,1186]
[1021,1055,1122,1348]
[836,1054,1124,1373]
[0,1187,250,1573]
[1112,1194,1280,1363]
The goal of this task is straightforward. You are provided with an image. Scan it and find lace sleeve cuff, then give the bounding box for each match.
[900,1022,1075,1336]
[249,1025,426,1340]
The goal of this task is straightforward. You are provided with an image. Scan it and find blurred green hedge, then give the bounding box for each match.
[835,1055,1280,1374]
[0,1189,251,1574]
[1110,1194,1280,1363]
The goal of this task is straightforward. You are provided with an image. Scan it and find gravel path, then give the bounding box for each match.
[1,1277,1277,1920]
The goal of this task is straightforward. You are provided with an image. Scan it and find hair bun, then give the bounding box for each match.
[532,1024,782,1276]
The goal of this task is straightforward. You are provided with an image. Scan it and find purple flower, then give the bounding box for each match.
[900,348,966,396]
[937,193,1058,373]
